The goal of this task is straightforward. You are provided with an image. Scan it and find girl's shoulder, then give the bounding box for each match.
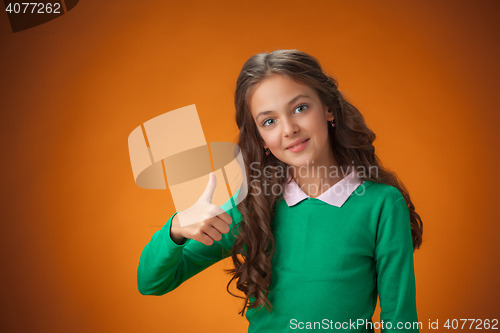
[359,180,405,205]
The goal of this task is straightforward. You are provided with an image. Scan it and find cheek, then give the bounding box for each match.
[304,114,326,134]
[311,122,330,145]
[257,128,269,141]
[259,130,279,148]
[267,137,282,150]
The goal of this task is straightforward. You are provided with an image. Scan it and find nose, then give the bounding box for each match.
[282,116,300,136]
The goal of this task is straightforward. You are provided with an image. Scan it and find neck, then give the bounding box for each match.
[287,150,348,198]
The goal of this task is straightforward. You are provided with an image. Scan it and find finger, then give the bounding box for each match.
[210,217,231,235]
[198,234,215,246]
[215,210,233,226]
[192,229,214,246]
[202,225,223,242]
[199,172,217,203]
[207,204,232,225]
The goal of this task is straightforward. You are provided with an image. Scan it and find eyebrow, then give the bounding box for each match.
[255,94,311,121]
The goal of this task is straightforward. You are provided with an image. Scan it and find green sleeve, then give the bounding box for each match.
[137,190,243,296]
[375,197,420,332]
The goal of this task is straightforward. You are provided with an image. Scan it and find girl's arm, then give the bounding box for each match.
[375,196,420,332]
[137,191,242,296]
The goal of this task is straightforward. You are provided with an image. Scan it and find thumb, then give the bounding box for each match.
[199,172,217,203]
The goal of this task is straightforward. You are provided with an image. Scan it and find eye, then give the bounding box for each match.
[262,118,276,127]
[261,103,309,127]
[294,103,309,113]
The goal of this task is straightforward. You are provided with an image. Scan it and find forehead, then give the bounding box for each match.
[249,75,315,117]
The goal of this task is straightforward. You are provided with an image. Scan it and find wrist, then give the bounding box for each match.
[170,215,187,245]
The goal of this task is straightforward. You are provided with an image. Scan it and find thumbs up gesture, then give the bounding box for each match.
[170,172,233,246]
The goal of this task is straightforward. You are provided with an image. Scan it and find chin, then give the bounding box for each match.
[285,156,313,168]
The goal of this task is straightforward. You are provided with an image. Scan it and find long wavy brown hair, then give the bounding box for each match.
[223,49,423,317]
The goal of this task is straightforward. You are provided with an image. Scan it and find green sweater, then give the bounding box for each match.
[137,180,419,332]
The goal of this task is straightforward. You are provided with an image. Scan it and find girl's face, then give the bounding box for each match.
[249,74,335,168]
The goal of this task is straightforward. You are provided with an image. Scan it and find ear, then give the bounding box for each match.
[258,137,267,149]
[325,108,335,122]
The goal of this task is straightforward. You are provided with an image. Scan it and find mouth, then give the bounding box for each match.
[286,138,310,150]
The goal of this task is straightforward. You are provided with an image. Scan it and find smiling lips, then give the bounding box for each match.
[286,139,309,149]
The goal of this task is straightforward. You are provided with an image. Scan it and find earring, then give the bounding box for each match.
[265,148,271,156]
[330,120,336,128]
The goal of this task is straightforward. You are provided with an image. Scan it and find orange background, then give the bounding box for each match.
[1,0,499,332]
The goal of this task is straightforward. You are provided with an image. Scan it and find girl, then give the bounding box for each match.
[137,49,423,332]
